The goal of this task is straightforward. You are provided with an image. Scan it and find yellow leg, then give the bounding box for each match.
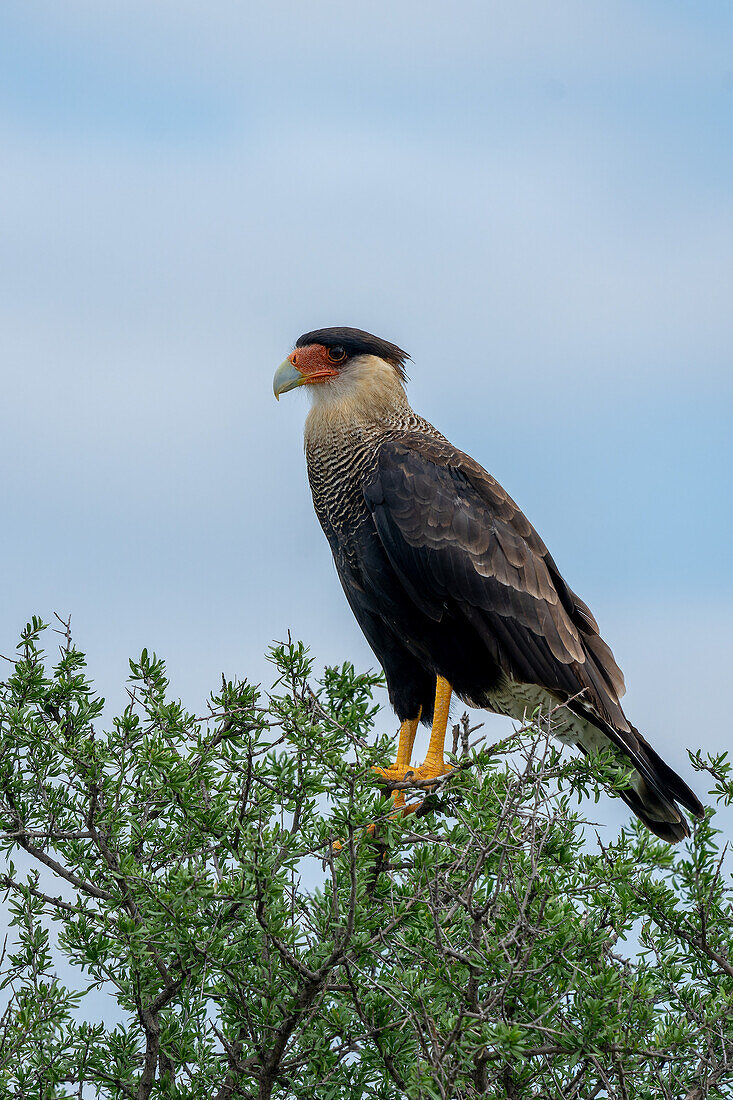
[372,711,421,779]
[332,685,453,854]
[413,676,453,781]
[373,679,453,786]
[393,713,422,770]
[372,711,421,808]
[396,714,420,768]
[333,713,423,851]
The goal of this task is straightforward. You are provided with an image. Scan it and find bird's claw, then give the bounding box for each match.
[371,763,413,782]
[372,761,453,787]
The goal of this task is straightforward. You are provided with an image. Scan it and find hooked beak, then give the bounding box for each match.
[273,358,306,400]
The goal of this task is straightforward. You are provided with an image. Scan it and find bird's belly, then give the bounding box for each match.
[469,680,611,754]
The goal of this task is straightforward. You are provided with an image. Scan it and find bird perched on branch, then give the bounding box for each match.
[273,327,703,842]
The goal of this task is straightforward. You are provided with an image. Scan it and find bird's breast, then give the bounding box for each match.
[304,411,447,569]
[305,423,377,562]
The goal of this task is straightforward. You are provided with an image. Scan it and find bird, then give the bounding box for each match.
[273,326,703,842]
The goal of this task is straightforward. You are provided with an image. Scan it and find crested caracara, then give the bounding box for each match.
[273,327,703,842]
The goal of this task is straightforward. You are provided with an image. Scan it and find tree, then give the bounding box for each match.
[0,617,731,1100]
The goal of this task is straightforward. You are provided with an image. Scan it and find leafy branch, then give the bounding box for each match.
[0,620,731,1099]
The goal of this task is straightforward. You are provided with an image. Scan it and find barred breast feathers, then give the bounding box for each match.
[303,353,447,554]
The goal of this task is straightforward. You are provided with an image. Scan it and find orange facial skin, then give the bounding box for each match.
[289,344,341,384]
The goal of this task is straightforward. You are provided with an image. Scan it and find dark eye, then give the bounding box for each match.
[328,345,346,363]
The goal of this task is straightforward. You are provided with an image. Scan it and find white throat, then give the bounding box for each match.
[305,354,411,431]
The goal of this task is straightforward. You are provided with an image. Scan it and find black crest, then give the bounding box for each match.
[295,327,411,381]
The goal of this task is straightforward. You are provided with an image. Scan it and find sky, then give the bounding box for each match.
[1,2,732,872]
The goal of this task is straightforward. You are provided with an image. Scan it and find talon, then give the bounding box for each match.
[371,764,418,785]
[406,761,454,786]
[333,687,454,854]
[371,764,401,781]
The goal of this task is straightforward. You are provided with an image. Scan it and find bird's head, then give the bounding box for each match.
[273,327,411,412]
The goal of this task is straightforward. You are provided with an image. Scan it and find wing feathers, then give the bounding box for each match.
[364,435,626,724]
[355,430,700,841]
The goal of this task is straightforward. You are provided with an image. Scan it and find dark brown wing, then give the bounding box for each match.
[359,433,703,839]
[363,434,630,732]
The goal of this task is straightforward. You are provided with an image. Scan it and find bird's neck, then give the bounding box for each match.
[304,355,413,440]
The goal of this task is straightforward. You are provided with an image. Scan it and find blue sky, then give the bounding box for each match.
[2,0,732,838]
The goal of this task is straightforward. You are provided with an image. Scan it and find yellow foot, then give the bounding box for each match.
[333,686,455,855]
[371,763,414,782]
[372,761,453,787]
[371,765,418,813]
[369,714,422,784]
[404,761,454,785]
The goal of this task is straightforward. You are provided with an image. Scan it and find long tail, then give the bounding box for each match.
[618,728,705,843]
